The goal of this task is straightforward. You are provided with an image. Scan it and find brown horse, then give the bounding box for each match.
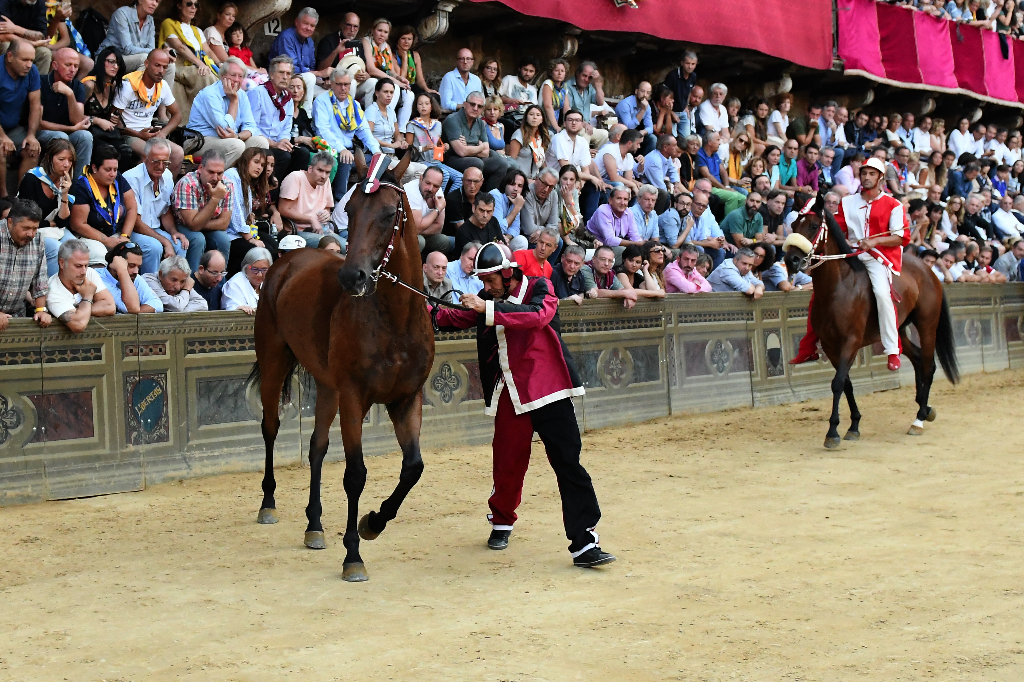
[249,153,434,581]
[784,194,959,448]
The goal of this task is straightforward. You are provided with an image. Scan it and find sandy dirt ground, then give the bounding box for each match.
[2,370,1024,681]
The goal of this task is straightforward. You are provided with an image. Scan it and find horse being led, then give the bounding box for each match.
[249,152,434,582]
[783,192,959,449]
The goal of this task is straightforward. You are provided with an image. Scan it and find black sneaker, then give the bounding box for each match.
[487,529,511,550]
[573,547,616,567]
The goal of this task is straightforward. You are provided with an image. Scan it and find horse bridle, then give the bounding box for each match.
[361,181,469,311]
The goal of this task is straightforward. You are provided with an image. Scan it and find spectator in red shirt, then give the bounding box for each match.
[796,143,820,194]
[513,227,558,278]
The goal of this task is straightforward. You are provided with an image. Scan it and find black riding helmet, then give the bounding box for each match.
[472,242,519,278]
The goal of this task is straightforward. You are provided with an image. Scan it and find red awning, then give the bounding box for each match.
[469,0,834,71]
[838,0,1024,108]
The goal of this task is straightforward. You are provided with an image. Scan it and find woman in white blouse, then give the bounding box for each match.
[222,248,272,314]
[767,93,791,147]
[366,78,407,153]
[203,2,236,62]
[947,117,974,161]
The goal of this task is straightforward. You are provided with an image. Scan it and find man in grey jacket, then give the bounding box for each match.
[993,236,1023,282]
[520,168,560,241]
[142,256,208,312]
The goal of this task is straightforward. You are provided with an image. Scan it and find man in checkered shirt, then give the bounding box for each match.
[0,198,51,332]
[170,150,235,262]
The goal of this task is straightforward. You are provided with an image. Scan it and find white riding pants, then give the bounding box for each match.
[858,252,899,356]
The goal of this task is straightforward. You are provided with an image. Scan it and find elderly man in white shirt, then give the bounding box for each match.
[142,255,209,312]
[698,83,729,134]
[991,193,1023,240]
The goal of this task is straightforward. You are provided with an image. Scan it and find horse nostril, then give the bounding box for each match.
[354,270,367,286]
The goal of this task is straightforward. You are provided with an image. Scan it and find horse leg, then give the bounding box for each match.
[843,377,862,440]
[824,357,853,449]
[338,395,370,582]
[256,347,293,525]
[303,382,339,550]
[905,324,938,435]
[360,392,425,541]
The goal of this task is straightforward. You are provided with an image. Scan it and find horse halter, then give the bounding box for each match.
[357,155,468,312]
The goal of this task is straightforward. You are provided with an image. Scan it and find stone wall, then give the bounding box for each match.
[1,285,1022,506]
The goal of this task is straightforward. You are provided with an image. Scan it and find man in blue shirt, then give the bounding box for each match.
[124,138,200,273]
[696,131,744,216]
[313,67,381,201]
[566,60,607,148]
[0,40,41,196]
[629,185,660,242]
[268,7,332,108]
[438,48,482,112]
[447,241,484,295]
[947,161,980,198]
[643,134,682,195]
[188,57,269,166]
[97,241,164,313]
[248,55,309,183]
[687,189,729,269]
[706,247,763,297]
[615,81,655,157]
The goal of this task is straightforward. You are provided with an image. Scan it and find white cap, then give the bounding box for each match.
[278,235,306,251]
[860,157,887,175]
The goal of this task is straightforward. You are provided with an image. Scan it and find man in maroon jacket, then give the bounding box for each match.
[434,242,615,567]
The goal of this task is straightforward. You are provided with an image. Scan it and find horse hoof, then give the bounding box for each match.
[908,424,924,436]
[926,407,937,422]
[844,430,860,441]
[257,508,278,524]
[824,436,841,449]
[342,562,369,582]
[304,531,326,549]
[358,514,380,541]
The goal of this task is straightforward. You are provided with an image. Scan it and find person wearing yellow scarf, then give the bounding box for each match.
[158,0,220,121]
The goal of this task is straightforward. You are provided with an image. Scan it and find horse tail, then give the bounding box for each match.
[245,349,302,406]
[935,292,960,384]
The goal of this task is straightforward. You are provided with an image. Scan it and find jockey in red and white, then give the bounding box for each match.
[791,157,909,371]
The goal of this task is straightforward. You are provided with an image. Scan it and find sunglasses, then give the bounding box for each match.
[248,267,269,275]
[183,1,197,7]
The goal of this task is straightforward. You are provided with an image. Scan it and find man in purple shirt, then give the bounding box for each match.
[268,8,332,106]
[585,185,642,257]
[795,142,820,194]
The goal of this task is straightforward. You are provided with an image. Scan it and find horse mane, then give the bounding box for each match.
[823,208,866,273]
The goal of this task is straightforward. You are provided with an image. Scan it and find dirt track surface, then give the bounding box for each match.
[2,370,1024,681]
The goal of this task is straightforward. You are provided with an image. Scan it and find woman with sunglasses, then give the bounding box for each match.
[158,0,220,122]
[68,144,142,267]
[360,18,414,134]
[222,246,272,314]
[81,47,128,153]
[614,244,666,298]
[728,134,753,188]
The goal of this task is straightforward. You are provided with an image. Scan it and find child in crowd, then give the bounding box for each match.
[226,23,267,79]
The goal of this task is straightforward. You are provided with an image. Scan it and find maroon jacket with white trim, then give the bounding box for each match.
[434,275,585,415]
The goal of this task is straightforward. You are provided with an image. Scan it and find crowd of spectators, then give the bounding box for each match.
[1,1,1023,336]
[884,0,1024,36]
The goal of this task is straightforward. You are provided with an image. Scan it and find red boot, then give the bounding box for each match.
[887,354,901,371]
[790,312,820,365]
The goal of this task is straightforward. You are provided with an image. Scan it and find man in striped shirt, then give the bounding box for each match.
[0,198,50,331]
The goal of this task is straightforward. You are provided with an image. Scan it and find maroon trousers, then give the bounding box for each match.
[488,387,602,555]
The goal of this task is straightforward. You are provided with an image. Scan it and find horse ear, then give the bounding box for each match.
[393,151,411,184]
[814,191,827,214]
[354,148,367,178]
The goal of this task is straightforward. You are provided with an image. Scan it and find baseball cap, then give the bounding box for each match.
[278,235,307,251]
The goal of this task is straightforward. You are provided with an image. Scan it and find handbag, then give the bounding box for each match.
[169,127,205,157]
